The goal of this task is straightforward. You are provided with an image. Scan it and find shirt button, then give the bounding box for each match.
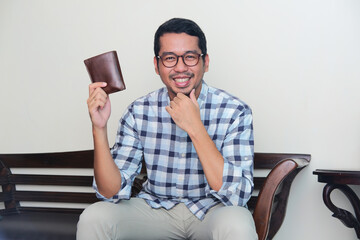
[181,153,186,158]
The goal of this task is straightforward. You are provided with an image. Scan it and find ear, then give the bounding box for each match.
[203,54,210,72]
[154,56,160,75]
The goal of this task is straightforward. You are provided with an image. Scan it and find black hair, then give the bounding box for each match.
[154,18,207,61]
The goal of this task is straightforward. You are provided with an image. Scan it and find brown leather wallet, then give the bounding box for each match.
[84,51,126,94]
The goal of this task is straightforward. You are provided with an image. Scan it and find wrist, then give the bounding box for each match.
[92,125,108,138]
[188,122,207,141]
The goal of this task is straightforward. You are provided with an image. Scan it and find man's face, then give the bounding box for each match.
[154,33,209,100]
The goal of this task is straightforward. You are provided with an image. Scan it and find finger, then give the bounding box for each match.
[87,91,108,109]
[89,87,108,103]
[89,82,107,95]
[172,96,180,104]
[176,93,188,100]
[87,92,100,105]
[165,106,173,115]
[88,99,108,115]
[169,100,177,109]
[92,91,108,102]
[98,96,110,110]
[190,89,197,105]
[88,97,104,110]
[88,92,106,107]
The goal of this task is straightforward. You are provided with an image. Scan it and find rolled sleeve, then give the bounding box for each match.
[93,107,143,202]
[208,107,254,206]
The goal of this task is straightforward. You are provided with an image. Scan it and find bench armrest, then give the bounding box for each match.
[253,158,309,240]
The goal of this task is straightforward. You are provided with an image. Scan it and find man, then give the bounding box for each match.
[77,18,257,240]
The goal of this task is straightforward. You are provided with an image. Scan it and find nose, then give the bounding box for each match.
[174,56,188,72]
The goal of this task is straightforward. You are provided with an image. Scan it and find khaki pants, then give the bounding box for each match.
[77,198,258,240]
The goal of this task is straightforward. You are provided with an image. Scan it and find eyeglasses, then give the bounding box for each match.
[157,52,204,68]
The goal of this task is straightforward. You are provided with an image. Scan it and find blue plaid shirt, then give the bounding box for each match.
[94,81,254,220]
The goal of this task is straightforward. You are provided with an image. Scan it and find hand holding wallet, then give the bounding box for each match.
[84,51,126,94]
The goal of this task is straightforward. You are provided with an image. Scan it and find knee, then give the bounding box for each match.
[77,202,116,240]
[207,206,258,240]
[78,201,113,229]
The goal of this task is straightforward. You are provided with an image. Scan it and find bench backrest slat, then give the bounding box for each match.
[254,152,310,169]
[10,174,93,186]
[0,150,94,168]
[14,191,98,203]
[253,177,266,191]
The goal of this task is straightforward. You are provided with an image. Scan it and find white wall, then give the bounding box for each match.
[1,1,359,239]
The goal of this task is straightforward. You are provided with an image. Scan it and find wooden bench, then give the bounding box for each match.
[0,150,310,240]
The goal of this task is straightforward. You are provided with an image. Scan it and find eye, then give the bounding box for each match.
[185,54,197,61]
[163,55,177,62]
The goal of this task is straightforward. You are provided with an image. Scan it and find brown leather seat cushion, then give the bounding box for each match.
[0,212,79,240]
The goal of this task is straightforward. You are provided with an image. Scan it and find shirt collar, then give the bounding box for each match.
[197,80,208,109]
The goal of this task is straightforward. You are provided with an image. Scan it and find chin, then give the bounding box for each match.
[177,88,192,96]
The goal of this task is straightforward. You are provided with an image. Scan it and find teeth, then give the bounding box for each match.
[174,78,190,83]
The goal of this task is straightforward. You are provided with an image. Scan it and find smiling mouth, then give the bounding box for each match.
[172,76,192,88]
[171,73,194,87]
[174,77,190,83]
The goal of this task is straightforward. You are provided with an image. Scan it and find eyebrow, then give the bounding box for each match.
[160,50,199,56]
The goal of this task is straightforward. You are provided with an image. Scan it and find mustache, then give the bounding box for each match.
[169,72,194,78]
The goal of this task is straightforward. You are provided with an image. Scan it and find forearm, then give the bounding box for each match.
[93,126,121,198]
[209,112,254,206]
[166,92,224,191]
[188,124,224,191]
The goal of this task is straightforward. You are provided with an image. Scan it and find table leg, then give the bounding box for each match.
[322,183,360,239]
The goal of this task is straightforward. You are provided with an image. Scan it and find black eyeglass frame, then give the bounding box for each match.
[157,52,204,68]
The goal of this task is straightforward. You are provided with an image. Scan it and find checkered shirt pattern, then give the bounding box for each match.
[94,81,254,220]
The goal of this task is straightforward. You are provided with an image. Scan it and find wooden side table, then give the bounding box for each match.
[313,169,360,239]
